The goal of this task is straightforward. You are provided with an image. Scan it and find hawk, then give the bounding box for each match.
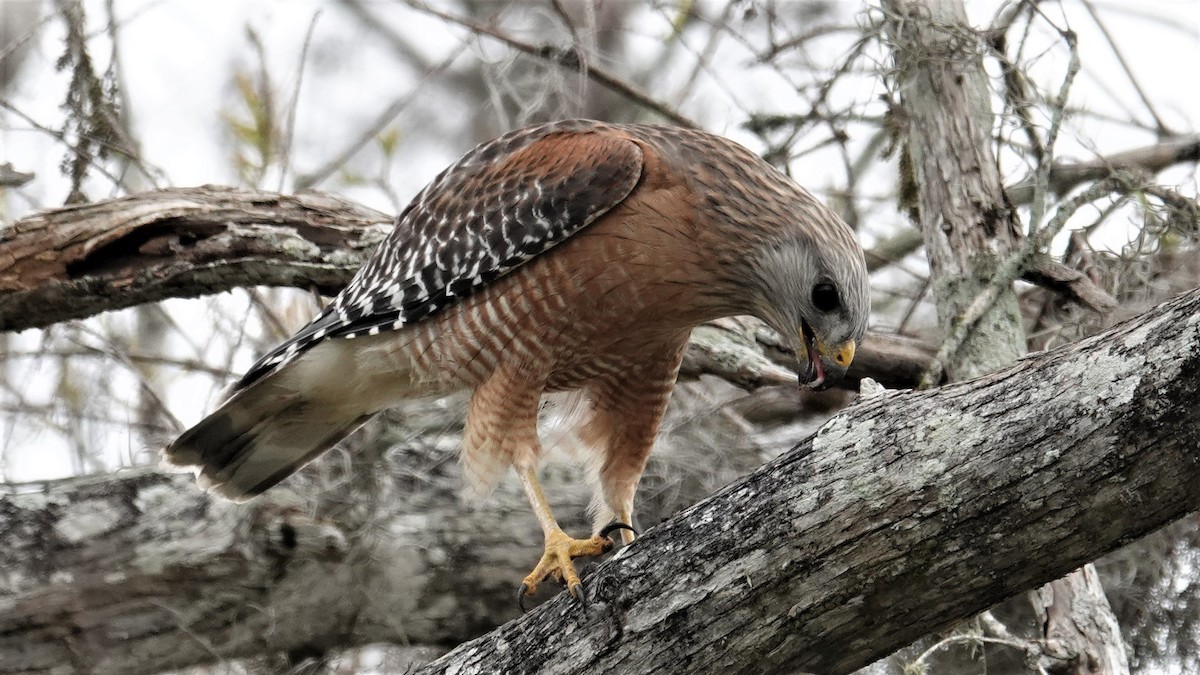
[166,119,870,606]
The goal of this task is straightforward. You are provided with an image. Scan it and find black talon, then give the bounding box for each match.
[517,584,532,613]
[571,584,588,609]
[599,521,638,540]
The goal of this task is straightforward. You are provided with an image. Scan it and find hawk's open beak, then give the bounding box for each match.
[798,322,855,391]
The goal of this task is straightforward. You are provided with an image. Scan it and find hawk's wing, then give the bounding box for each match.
[238,120,644,389]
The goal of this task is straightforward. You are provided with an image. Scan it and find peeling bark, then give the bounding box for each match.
[6,285,1198,674]
[419,286,1200,675]
[0,186,392,333]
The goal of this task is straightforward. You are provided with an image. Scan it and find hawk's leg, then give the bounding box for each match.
[585,337,689,547]
[516,464,627,609]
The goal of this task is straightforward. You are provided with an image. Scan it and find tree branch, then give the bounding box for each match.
[418,285,1200,674]
[884,2,1127,670]
[0,162,34,188]
[4,284,1199,674]
[403,1,695,129]
[1006,134,1200,206]
[862,133,1200,314]
[0,186,393,333]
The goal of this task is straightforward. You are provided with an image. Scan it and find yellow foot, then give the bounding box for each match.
[516,522,638,611]
[518,530,615,611]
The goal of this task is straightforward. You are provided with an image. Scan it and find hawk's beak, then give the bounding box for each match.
[797,323,855,391]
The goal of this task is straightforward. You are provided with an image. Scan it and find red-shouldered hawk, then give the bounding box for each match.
[166,119,869,607]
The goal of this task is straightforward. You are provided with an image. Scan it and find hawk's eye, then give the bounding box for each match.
[812,282,839,312]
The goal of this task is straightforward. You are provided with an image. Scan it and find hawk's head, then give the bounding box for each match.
[747,224,870,391]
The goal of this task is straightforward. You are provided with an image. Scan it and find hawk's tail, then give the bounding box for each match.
[164,377,370,501]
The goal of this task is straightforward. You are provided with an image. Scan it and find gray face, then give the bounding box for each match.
[629,120,870,388]
[749,238,870,389]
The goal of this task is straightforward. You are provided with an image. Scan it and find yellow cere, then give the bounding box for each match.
[833,340,855,367]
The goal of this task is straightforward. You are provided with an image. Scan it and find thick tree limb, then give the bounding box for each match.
[0,409,770,675]
[884,1,1126,670]
[419,284,1200,675]
[1006,134,1200,206]
[0,186,393,333]
[3,284,1199,674]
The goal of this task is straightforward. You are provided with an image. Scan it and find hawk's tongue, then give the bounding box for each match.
[799,323,826,389]
[806,342,826,389]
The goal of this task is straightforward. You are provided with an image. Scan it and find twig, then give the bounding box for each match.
[297,41,469,190]
[101,0,166,190]
[864,225,923,273]
[404,0,695,128]
[278,10,322,193]
[989,3,1045,164]
[1,347,234,378]
[1026,25,1080,234]
[669,1,733,110]
[0,99,127,189]
[1081,0,1174,137]
[755,24,858,63]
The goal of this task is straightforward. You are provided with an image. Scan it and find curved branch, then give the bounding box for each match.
[0,186,393,333]
[3,284,1197,674]
[420,285,1200,674]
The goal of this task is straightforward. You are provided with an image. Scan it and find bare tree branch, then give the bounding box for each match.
[414,286,1200,675]
[884,1,1131,670]
[3,283,1199,674]
[1007,134,1200,206]
[0,162,33,187]
[863,136,1200,278]
[0,186,392,333]
[403,1,695,128]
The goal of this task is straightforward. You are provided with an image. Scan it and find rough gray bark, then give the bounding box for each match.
[0,186,393,333]
[4,284,1200,675]
[883,0,1130,671]
[0,403,772,675]
[1033,565,1130,673]
[884,0,1026,380]
[419,285,1200,675]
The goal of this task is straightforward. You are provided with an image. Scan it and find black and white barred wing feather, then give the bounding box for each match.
[165,120,643,499]
[238,120,643,388]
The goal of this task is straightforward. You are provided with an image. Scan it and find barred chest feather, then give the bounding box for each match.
[335,200,705,411]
